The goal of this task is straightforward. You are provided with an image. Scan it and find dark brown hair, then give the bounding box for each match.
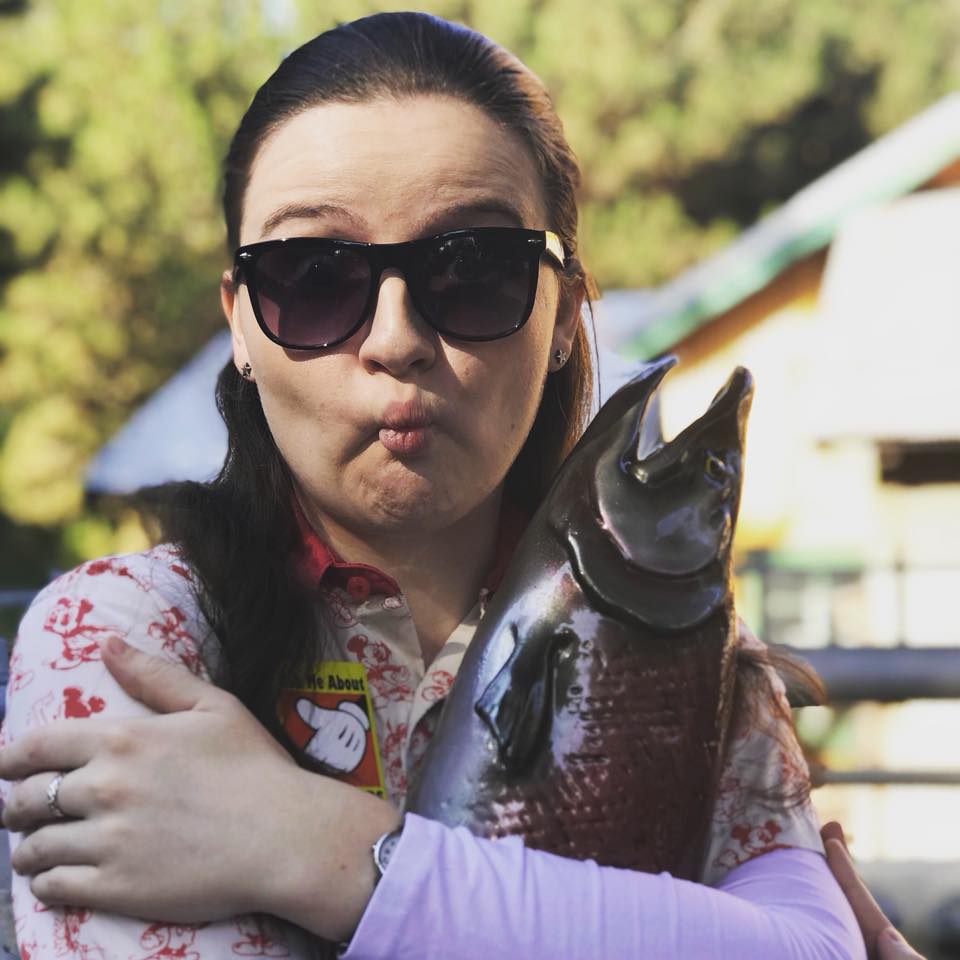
[142,12,594,735]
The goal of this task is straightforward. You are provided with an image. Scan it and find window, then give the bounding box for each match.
[879,441,960,486]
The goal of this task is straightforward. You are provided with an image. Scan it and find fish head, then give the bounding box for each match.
[594,365,754,577]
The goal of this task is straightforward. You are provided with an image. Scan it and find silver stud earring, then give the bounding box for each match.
[553,348,567,369]
[240,362,253,380]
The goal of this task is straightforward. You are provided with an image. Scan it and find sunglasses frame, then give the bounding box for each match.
[232,227,566,350]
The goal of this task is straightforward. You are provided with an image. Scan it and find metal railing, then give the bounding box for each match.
[737,552,960,795]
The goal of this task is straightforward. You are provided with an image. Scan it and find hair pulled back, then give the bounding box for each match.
[143,13,595,740]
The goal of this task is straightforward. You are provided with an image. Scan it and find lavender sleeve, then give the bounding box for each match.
[342,813,866,960]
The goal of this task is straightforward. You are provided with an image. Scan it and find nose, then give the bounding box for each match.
[357,268,437,377]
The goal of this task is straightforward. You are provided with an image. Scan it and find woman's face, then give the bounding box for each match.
[222,96,580,541]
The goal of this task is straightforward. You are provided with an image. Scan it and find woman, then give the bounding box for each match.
[0,12,865,959]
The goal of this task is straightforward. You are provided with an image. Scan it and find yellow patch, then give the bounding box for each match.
[279,661,385,797]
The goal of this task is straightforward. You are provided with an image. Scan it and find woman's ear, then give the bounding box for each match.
[550,279,586,370]
[221,270,252,377]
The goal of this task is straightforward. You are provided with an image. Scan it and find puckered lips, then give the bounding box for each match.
[377,397,435,456]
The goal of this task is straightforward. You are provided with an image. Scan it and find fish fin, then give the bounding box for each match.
[475,629,573,773]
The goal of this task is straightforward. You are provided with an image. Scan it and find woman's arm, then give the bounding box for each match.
[1,588,863,958]
[1,630,866,960]
[340,627,862,959]
[0,550,332,958]
[343,813,866,960]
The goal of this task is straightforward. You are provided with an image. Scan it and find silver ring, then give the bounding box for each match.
[45,772,67,820]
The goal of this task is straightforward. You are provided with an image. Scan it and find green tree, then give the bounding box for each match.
[0,1,296,579]
[1,0,958,581]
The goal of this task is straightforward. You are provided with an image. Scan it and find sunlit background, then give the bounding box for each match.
[1,0,958,954]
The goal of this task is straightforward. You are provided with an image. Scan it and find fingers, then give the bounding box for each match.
[821,819,847,849]
[2,766,112,832]
[823,837,890,938]
[11,821,101,876]
[0,721,102,781]
[99,636,216,713]
[5,771,70,831]
[28,864,102,909]
[822,831,926,959]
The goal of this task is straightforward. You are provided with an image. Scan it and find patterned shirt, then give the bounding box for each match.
[1,539,823,958]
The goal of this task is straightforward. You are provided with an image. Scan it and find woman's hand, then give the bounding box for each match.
[0,636,400,942]
[821,822,926,960]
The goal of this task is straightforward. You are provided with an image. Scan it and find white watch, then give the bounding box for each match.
[371,825,403,884]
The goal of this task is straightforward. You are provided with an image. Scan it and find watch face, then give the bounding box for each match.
[376,829,403,875]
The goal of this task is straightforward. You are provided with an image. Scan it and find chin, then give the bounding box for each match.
[365,474,457,529]
[366,466,496,536]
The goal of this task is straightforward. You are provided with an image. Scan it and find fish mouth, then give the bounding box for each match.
[629,366,754,474]
[591,362,751,578]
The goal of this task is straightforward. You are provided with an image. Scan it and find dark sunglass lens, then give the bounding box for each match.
[253,243,370,347]
[416,233,533,339]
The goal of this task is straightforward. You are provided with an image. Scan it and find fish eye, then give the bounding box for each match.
[704,453,727,482]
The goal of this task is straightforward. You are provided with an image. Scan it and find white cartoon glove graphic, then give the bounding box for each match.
[296,698,370,773]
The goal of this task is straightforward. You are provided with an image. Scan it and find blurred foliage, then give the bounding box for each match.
[1,0,959,583]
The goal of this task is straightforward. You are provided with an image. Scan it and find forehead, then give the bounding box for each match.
[240,96,547,244]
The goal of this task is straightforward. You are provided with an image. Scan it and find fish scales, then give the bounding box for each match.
[406,358,753,879]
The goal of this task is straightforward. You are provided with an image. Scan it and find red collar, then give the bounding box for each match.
[294,500,528,601]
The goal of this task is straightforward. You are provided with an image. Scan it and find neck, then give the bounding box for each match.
[300,491,503,666]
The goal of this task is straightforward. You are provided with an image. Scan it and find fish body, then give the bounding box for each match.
[405,358,754,878]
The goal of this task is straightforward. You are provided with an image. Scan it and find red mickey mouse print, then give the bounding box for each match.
[709,769,746,826]
[84,557,153,593]
[61,686,107,719]
[8,644,35,691]
[421,669,454,703]
[3,549,327,959]
[28,689,58,730]
[132,922,206,960]
[701,653,823,885]
[147,607,208,679]
[17,937,37,960]
[717,819,789,871]
[345,634,414,705]
[405,714,439,787]
[321,587,360,629]
[379,719,409,802]
[145,543,195,585]
[773,743,812,801]
[231,916,291,957]
[14,911,39,960]
[42,597,108,671]
[52,907,105,959]
[2,538,831,953]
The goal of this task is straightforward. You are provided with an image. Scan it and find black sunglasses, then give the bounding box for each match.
[232,227,566,350]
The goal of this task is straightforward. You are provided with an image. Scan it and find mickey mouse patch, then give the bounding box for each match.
[278,661,385,797]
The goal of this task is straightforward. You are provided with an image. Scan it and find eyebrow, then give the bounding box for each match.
[416,198,528,232]
[259,196,529,240]
[259,202,367,238]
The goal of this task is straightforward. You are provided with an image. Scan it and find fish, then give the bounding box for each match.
[405,357,755,878]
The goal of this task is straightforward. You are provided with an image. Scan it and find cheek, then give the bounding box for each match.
[242,310,332,422]
[250,351,350,467]
[492,294,555,438]
[459,335,549,459]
